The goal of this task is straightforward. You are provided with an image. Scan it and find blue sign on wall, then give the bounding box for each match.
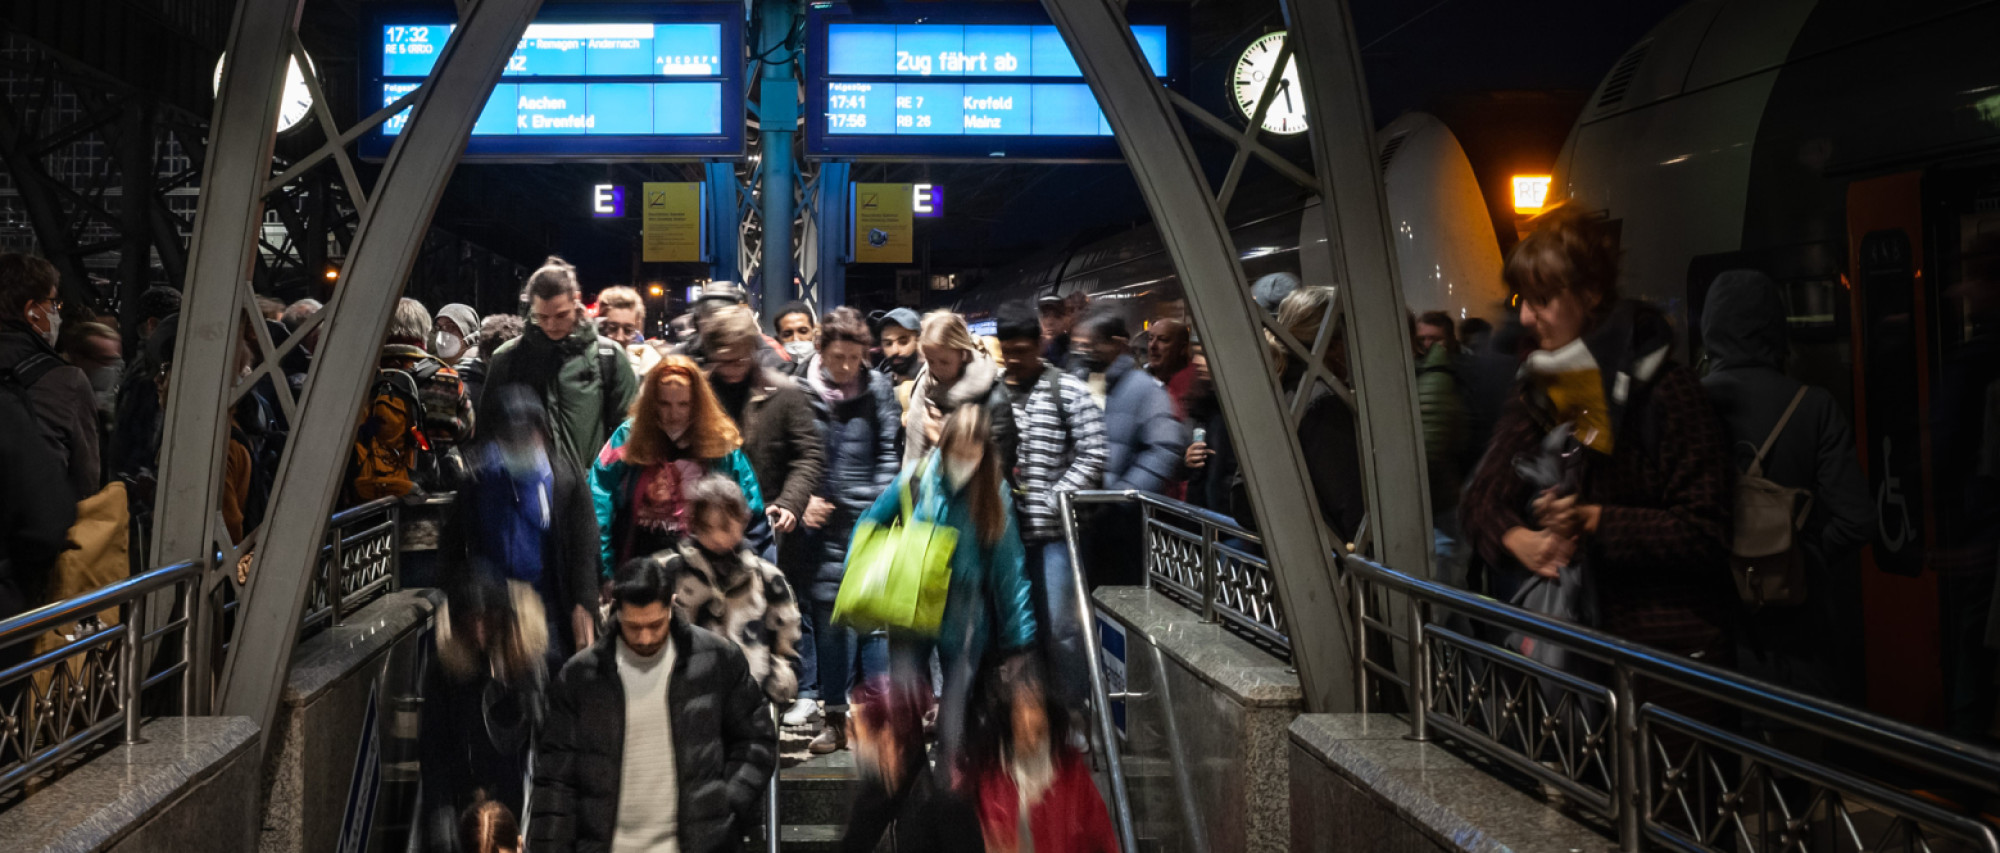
[806,4,1179,161]
[361,8,742,161]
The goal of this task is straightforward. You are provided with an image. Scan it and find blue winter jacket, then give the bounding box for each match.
[589,419,764,577]
[853,451,1037,660]
[795,361,903,599]
[1075,354,1188,493]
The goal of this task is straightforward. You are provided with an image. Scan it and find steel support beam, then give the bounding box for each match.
[706,161,741,283]
[153,0,303,712]
[756,0,799,318]
[1039,0,1354,713]
[217,0,544,740]
[1282,1,1432,576]
[812,162,850,310]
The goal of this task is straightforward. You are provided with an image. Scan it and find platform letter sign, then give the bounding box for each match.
[851,182,912,264]
[592,183,625,217]
[642,182,702,262]
[912,183,941,219]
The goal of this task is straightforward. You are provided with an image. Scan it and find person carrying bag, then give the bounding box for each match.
[834,456,957,637]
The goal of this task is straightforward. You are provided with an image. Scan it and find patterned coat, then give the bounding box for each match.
[1008,366,1107,543]
[665,542,804,705]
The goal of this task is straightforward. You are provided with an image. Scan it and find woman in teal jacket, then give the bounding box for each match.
[850,405,1036,779]
[591,354,763,576]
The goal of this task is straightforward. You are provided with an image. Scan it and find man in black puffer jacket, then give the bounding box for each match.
[530,557,778,853]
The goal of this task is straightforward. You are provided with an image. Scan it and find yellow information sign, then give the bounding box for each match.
[642,182,702,263]
[851,182,912,264]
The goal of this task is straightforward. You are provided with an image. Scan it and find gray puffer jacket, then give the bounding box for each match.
[792,358,901,599]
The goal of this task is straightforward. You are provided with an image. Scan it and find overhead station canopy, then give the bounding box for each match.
[806,3,1181,161]
[359,5,744,161]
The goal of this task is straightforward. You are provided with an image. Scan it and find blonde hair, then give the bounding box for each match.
[597,285,645,323]
[939,406,1006,548]
[1274,286,1345,377]
[919,310,981,356]
[387,297,433,344]
[701,304,763,355]
[625,354,742,464]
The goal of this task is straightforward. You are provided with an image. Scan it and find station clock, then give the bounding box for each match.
[1232,31,1307,136]
[213,51,318,134]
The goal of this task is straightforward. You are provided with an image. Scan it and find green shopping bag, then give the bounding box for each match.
[833,465,958,636]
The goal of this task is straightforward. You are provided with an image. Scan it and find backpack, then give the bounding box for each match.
[1729,387,1814,609]
[350,364,442,502]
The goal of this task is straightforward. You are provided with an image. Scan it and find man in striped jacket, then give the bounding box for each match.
[995,301,1108,719]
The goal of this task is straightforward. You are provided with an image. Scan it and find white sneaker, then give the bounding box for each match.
[781,697,821,728]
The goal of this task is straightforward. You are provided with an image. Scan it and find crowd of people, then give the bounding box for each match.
[3,193,1993,852]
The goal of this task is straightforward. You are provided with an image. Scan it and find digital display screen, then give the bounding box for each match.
[361,9,742,160]
[806,6,1178,160]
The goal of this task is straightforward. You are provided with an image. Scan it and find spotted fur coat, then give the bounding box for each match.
[665,542,803,705]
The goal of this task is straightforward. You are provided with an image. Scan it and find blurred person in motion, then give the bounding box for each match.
[849,406,1036,780]
[1700,270,1872,718]
[840,677,984,853]
[595,285,662,378]
[0,369,76,671]
[279,297,320,395]
[994,301,1106,718]
[796,308,899,753]
[874,307,923,411]
[700,304,824,575]
[1413,311,1470,588]
[1251,271,1300,316]
[1145,317,1196,421]
[1072,311,1186,588]
[458,795,520,853]
[904,311,1017,477]
[1459,316,1495,353]
[591,354,763,576]
[676,282,790,373]
[62,321,121,427]
[966,660,1119,853]
[529,555,779,853]
[255,295,285,324]
[0,253,100,496]
[1461,204,1735,710]
[1035,293,1075,368]
[459,313,524,410]
[1273,286,1367,543]
[658,475,804,706]
[773,300,819,372]
[479,257,638,470]
[434,303,481,367]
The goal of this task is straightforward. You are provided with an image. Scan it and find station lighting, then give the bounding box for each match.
[324,268,339,281]
[648,283,665,297]
[1512,175,1553,215]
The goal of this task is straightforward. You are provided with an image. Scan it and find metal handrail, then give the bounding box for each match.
[0,560,203,796]
[1058,491,1141,853]
[1346,556,2000,853]
[301,496,404,636]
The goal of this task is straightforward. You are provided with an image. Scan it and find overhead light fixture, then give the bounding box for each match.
[1512,175,1553,215]
[648,283,665,297]
[324,268,339,281]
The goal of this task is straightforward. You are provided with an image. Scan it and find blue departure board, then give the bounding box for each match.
[806,5,1178,160]
[362,8,742,160]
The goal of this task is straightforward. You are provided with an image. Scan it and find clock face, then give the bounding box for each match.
[213,51,317,134]
[1232,32,1307,136]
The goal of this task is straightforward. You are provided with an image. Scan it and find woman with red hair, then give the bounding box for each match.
[590,353,764,576]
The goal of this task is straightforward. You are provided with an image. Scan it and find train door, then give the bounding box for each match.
[1846,172,1943,727]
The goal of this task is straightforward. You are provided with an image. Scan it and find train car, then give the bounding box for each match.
[958,110,1510,339]
[1551,0,2000,734]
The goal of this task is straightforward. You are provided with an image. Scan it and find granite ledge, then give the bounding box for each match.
[1290,713,1613,853]
[0,716,259,853]
[285,588,435,705]
[1093,586,1301,707]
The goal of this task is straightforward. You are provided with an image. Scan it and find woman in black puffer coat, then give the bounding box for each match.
[789,308,899,753]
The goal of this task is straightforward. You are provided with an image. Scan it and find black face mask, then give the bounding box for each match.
[880,352,916,377]
[1081,350,1111,373]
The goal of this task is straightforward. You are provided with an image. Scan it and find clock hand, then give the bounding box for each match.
[1280,77,1294,113]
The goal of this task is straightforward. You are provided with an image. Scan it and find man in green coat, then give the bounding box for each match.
[478,257,639,470]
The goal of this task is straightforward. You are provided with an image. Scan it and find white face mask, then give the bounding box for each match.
[32,306,59,346]
[944,456,978,490]
[434,332,465,360]
[784,341,816,360]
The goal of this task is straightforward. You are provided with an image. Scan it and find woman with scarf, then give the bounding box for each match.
[591,353,765,577]
[795,308,900,753]
[903,311,1016,480]
[1460,204,1735,699]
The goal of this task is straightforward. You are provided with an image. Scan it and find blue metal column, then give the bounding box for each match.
[816,162,850,310]
[705,161,741,283]
[756,0,799,319]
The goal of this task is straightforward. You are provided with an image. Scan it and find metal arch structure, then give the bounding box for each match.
[1039,0,1431,714]
[155,0,542,735]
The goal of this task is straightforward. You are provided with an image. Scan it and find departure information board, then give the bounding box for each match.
[806,6,1179,160]
[360,8,742,160]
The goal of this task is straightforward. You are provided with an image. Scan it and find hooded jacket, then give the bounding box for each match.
[795,357,902,598]
[904,351,1018,478]
[478,321,638,469]
[1700,271,1872,697]
[438,438,601,654]
[528,614,779,853]
[1070,353,1184,494]
[590,419,765,575]
[854,453,1037,660]
[0,319,100,496]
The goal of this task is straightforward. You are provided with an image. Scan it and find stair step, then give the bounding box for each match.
[779,750,860,825]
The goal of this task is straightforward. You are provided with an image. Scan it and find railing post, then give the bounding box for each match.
[1059,492,1140,853]
[389,500,403,592]
[1139,501,1155,590]
[1613,663,1643,852]
[180,575,197,714]
[1200,521,1219,624]
[1406,597,1429,742]
[1352,573,1369,718]
[328,523,346,628]
[122,600,146,745]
